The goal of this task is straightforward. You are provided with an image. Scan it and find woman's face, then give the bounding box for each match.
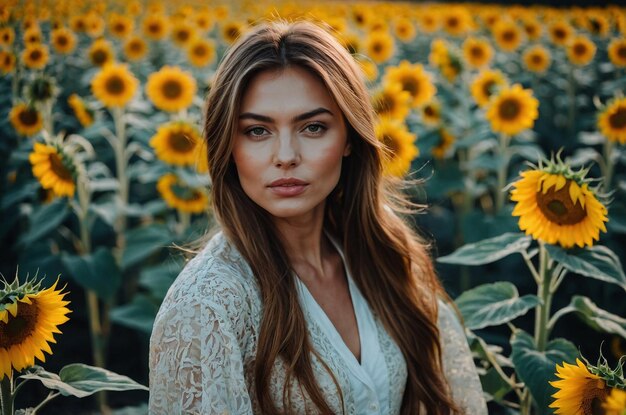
[232,65,350,222]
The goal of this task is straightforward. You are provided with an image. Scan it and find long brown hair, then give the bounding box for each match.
[202,19,459,415]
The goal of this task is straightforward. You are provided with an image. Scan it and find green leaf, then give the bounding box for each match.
[511,330,578,415]
[437,233,532,265]
[61,248,122,301]
[546,244,626,292]
[122,223,174,270]
[565,295,626,338]
[18,198,70,246]
[20,363,148,398]
[480,367,512,403]
[139,260,182,300]
[110,294,158,333]
[455,282,540,330]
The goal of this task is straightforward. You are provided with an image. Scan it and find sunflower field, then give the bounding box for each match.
[1,0,626,414]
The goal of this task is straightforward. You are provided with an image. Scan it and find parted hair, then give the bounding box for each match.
[202,19,460,415]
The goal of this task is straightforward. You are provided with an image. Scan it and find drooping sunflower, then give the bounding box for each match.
[567,35,597,66]
[603,388,626,415]
[429,38,463,83]
[394,17,416,43]
[548,20,574,47]
[598,97,626,144]
[549,359,609,414]
[375,117,418,177]
[88,38,114,67]
[492,19,524,52]
[462,37,494,69]
[485,83,539,135]
[421,100,441,126]
[0,276,71,379]
[608,38,626,67]
[372,81,412,121]
[383,61,436,108]
[157,173,209,213]
[150,121,203,167]
[364,30,395,64]
[221,21,245,44]
[146,65,197,112]
[186,38,215,67]
[510,161,609,249]
[91,62,139,108]
[470,69,507,107]
[68,94,94,127]
[29,142,77,197]
[523,45,552,73]
[21,43,48,70]
[142,13,170,41]
[0,26,14,47]
[0,50,16,74]
[432,128,455,159]
[50,27,76,54]
[123,36,148,62]
[108,13,134,39]
[9,103,43,136]
[171,20,197,48]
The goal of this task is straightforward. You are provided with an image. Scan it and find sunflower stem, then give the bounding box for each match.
[30,391,60,415]
[534,241,553,353]
[567,66,577,138]
[177,210,191,235]
[0,376,13,415]
[602,138,615,192]
[41,98,54,137]
[112,106,128,263]
[495,133,511,213]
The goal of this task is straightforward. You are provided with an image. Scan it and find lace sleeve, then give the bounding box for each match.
[149,268,253,415]
[438,300,488,415]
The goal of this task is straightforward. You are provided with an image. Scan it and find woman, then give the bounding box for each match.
[149,20,486,415]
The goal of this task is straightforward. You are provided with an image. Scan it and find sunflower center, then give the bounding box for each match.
[498,98,521,120]
[162,79,183,99]
[573,43,588,56]
[374,92,396,115]
[168,131,196,153]
[532,53,544,64]
[608,106,626,129]
[424,105,435,117]
[193,44,207,57]
[18,108,39,126]
[0,300,38,348]
[148,23,161,34]
[401,76,419,97]
[581,379,609,415]
[482,80,496,98]
[372,42,383,54]
[105,75,126,95]
[57,35,68,46]
[554,28,566,40]
[525,24,537,36]
[502,30,516,42]
[175,29,190,42]
[471,46,484,58]
[29,49,42,61]
[590,19,601,34]
[226,27,239,40]
[536,180,586,225]
[381,134,399,154]
[617,45,626,59]
[114,23,126,33]
[91,49,108,66]
[447,17,459,28]
[49,153,74,182]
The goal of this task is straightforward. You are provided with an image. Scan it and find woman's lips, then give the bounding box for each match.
[268,184,308,196]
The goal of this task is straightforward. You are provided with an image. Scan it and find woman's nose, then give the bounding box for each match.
[273,133,301,167]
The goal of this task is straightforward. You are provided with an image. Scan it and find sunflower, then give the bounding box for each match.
[419,11,439,33]
[603,388,626,415]
[340,32,361,55]
[441,7,472,36]
[432,128,455,159]
[146,65,197,112]
[550,359,609,414]
[194,10,214,32]
[364,30,394,64]
[0,26,14,47]
[429,38,463,83]
[0,50,15,74]
[521,17,542,41]
[50,27,76,54]
[394,17,416,43]
[350,6,371,29]
[421,100,441,126]
[383,61,436,108]
[186,38,216,68]
[123,36,148,62]
[486,84,538,135]
[222,21,244,44]
[462,37,494,69]
[108,13,134,39]
[549,20,574,47]
[9,102,42,136]
[29,142,77,197]
[68,94,94,127]
[493,19,523,52]
[584,12,611,38]
[598,97,626,144]
[21,43,48,70]
[85,12,105,38]
[157,173,209,213]
[171,20,197,48]
[608,38,626,67]
[0,276,71,379]
[375,117,418,177]
[567,35,596,66]
[143,13,170,41]
[470,69,508,107]
[372,82,412,121]
[150,121,204,167]
[23,27,42,45]
[88,38,114,67]
[523,45,552,73]
[510,163,608,249]
[91,62,139,108]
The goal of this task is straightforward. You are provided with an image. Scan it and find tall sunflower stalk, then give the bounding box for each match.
[495,133,511,213]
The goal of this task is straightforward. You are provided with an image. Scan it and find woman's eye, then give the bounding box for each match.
[304,123,326,135]
[247,127,268,137]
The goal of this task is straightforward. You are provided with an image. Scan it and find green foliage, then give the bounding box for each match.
[437,233,532,265]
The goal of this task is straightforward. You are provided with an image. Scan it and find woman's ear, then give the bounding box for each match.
[343,142,352,157]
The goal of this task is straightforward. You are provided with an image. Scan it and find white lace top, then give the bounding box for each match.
[148,230,487,415]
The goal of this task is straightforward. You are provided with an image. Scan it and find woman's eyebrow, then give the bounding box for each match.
[238,107,333,123]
